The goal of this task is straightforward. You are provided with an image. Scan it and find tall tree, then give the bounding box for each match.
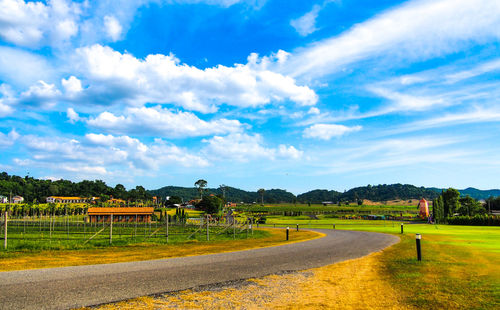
[258,188,265,205]
[442,188,460,218]
[219,184,228,199]
[195,179,207,199]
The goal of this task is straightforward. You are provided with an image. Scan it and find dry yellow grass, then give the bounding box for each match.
[92,249,412,310]
[0,229,321,272]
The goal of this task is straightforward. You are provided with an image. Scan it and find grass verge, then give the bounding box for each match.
[266,218,500,309]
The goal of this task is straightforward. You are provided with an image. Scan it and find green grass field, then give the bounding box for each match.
[235,203,420,214]
[0,217,260,252]
[264,216,500,309]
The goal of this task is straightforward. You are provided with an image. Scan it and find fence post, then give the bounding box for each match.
[206,217,209,241]
[166,215,169,243]
[416,234,422,261]
[233,220,236,240]
[110,214,113,245]
[134,214,137,241]
[4,211,7,250]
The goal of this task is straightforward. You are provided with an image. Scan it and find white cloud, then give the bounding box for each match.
[285,0,500,78]
[202,133,303,162]
[393,107,500,134]
[17,132,209,175]
[303,123,361,140]
[66,107,80,123]
[103,15,122,41]
[290,5,321,36]
[309,136,469,175]
[0,46,54,88]
[307,107,320,115]
[72,44,317,112]
[368,87,446,112]
[87,106,244,138]
[0,129,19,148]
[61,76,83,94]
[0,84,15,116]
[0,0,81,48]
[20,80,61,107]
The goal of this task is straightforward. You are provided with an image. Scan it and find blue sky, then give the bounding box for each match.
[1,0,500,194]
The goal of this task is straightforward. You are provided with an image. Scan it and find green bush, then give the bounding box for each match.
[447,215,500,226]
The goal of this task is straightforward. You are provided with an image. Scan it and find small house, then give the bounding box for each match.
[12,196,24,203]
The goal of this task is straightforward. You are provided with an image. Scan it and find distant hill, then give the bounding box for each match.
[296,190,341,203]
[297,184,439,203]
[428,187,500,200]
[149,184,500,204]
[148,186,296,203]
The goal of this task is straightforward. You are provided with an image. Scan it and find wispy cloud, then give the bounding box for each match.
[284,0,500,79]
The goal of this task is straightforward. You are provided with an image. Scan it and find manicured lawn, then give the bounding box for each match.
[266,216,500,309]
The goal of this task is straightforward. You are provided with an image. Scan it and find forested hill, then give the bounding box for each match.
[0,172,150,203]
[428,187,500,200]
[148,186,296,203]
[297,184,440,203]
[2,171,499,204]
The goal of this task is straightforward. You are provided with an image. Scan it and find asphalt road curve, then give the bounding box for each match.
[0,229,398,310]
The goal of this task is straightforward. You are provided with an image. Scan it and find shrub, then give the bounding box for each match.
[447,215,500,226]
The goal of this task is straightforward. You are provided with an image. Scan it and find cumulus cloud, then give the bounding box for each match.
[202,133,303,161]
[71,44,317,112]
[303,124,361,140]
[19,80,61,107]
[61,76,83,95]
[17,132,209,176]
[285,0,500,78]
[0,0,81,48]
[86,106,244,138]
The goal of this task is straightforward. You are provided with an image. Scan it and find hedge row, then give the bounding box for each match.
[447,215,500,226]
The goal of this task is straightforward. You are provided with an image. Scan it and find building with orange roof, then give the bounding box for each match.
[87,207,154,223]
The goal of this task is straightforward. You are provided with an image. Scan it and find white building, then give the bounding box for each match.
[12,196,24,203]
[46,196,85,203]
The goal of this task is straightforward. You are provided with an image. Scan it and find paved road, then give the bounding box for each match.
[0,229,398,310]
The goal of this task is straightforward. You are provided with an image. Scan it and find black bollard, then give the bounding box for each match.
[416,234,422,261]
[286,227,289,241]
[296,224,299,231]
[401,223,404,234]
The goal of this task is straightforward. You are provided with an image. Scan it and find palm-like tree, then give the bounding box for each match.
[257,188,265,205]
[195,179,207,199]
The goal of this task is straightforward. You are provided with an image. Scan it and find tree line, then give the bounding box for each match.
[432,188,490,224]
[0,172,151,203]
